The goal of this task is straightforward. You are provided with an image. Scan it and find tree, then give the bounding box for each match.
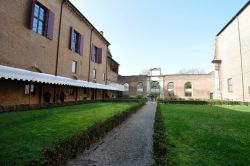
[178,68,205,74]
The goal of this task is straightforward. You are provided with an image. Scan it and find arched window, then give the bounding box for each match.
[123,83,129,95]
[167,82,174,96]
[137,82,143,95]
[151,81,160,93]
[184,82,192,97]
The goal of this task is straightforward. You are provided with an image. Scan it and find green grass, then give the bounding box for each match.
[160,104,250,166]
[0,102,139,165]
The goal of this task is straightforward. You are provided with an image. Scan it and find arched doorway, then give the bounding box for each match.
[150,81,160,101]
[184,82,192,97]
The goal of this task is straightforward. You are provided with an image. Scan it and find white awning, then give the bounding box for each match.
[0,65,124,91]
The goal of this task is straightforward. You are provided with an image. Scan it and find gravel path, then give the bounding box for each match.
[67,102,156,166]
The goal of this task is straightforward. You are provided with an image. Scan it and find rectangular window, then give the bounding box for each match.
[24,84,35,95]
[32,4,45,35]
[248,86,250,94]
[30,2,54,39]
[103,73,106,81]
[70,28,84,55]
[69,87,75,96]
[72,61,77,73]
[92,45,98,63]
[93,69,96,79]
[72,30,80,53]
[227,78,233,93]
[91,45,102,64]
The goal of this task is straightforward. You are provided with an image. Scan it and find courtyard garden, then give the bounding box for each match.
[0,102,142,165]
[154,104,250,166]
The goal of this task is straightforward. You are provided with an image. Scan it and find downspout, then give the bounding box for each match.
[87,28,94,100]
[236,16,245,102]
[105,48,108,85]
[54,0,65,103]
[88,28,94,82]
[55,0,66,76]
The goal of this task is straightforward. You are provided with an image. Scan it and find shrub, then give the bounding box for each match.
[153,104,168,166]
[158,98,249,106]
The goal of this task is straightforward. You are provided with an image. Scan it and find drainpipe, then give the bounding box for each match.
[88,28,94,82]
[55,0,66,76]
[54,0,66,103]
[236,16,245,102]
[105,48,108,85]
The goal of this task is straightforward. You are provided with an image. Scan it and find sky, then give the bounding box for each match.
[71,0,248,75]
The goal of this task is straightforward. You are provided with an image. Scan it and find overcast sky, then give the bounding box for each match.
[71,0,248,75]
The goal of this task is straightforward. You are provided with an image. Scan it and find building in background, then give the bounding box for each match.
[0,0,124,107]
[212,1,250,102]
[119,68,214,100]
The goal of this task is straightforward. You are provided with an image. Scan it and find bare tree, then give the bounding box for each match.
[140,69,149,75]
[178,68,205,74]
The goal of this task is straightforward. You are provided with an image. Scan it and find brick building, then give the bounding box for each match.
[119,68,214,100]
[0,0,124,107]
[1,0,250,107]
[212,1,250,102]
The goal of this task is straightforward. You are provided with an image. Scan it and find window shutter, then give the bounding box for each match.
[29,0,37,29]
[97,48,102,64]
[69,27,74,50]
[79,35,84,56]
[46,10,55,40]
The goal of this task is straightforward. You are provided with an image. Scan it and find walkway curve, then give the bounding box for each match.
[67,102,156,166]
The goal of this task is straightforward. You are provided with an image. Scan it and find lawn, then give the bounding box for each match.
[0,102,140,165]
[159,104,250,166]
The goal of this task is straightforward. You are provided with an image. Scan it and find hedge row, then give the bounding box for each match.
[158,99,249,106]
[0,98,147,113]
[153,104,168,166]
[28,102,145,166]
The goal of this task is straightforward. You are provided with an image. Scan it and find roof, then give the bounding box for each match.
[217,0,250,36]
[66,0,110,46]
[0,65,124,91]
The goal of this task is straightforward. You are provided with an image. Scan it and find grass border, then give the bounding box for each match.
[26,102,145,165]
[153,103,168,166]
[0,99,147,113]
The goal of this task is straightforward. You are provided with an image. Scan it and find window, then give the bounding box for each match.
[137,83,143,95]
[167,82,175,96]
[228,78,233,93]
[69,27,84,55]
[151,81,160,93]
[32,4,45,35]
[103,73,106,81]
[91,45,102,64]
[31,2,54,39]
[248,86,250,94]
[24,84,35,95]
[93,69,96,79]
[72,61,77,73]
[184,82,192,97]
[69,87,75,96]
[123,83,129,95]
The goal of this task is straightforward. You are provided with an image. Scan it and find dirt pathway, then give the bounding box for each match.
[67,102,156,166]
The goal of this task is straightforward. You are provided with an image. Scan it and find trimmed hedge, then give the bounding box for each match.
[158,99,249,106]
[28,102,145,165]
[0,98,147,113]
[153,104,168,166]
